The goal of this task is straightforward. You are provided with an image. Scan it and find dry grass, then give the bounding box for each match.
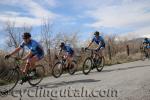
[105,52,142,66]
[0,40,144,77]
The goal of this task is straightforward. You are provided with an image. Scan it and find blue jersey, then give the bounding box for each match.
[143,39,150,44]
[19,40,44,55]
[92,36,105,46]
[62,45,74,54]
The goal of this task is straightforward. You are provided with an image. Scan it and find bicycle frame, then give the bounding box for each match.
[56,55,69,69]
[86,49,99,60]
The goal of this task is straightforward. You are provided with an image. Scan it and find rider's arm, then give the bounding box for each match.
[58,49,62,56]
[9,47,22,56]
[9,41,25,56]
[87,41,93,48]
[87,37,95,48]
[22,51,33,60]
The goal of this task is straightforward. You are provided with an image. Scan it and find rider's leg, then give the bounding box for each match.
[95,47,104,59]
[93,51,97,62]
[99,47,105,57]
[22,56,38,74]
[148,46,150,57]
[22,60,30,75]
[20,61,30,84]
[68,56,73,68]
[145,47,149,58]
[29,55,40,70]
[20,56,39,84]
[66,53,73,68]
[20,57,32,84]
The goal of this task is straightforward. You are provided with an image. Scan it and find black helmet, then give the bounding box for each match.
[144,37,148,41]
[94,31,99,36]
[60,42,65,48]
[22,32,31,39]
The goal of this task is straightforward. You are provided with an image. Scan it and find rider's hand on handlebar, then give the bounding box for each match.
[4,54,11,59]
[16,57,22,61]
[85,47,88,51]
[55,54,58,60]
[95,49,99,52]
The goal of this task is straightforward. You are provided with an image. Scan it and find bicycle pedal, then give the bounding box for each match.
[19,80,24,85]
[92,65,96,69]
[19,79,26,85]
[64,67,68,71]
[91,67,94,70]
[20,76,29,85]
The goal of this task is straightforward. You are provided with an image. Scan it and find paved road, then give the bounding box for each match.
[1,60,150,100]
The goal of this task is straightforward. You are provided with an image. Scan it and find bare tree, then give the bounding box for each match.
[54,31,79,48]
[41,18,53,67]
[5,21,18,48]
[5,20,32,57]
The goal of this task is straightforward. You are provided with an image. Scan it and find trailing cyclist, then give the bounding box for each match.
[143,37,150,58]
[143,38,150,47]
[5,32,44,83]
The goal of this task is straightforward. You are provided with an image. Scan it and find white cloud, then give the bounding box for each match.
[0,16,41,26]
[75,0,150,40]
[85,0,150,28]
[21,0,56,18]
[0,0,18,5]
[117,26,150,40]
[33,0,59,8]
[0,0,58,27]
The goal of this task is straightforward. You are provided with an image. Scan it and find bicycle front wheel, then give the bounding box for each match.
[82,57,92,75]
[28,65,45,86]
[52,62,63,78]
[96,56,105,72]
[0,68,19,94]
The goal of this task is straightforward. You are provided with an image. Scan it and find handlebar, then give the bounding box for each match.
[8,56,23,65]
[84,48,96,52]
[55,54,65,60]
[10,56,22,61]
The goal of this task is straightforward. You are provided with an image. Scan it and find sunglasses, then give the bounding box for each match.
[23,38,29,40]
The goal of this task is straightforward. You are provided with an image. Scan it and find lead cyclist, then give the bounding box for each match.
[86,31,105,61]
[5,32,44,83]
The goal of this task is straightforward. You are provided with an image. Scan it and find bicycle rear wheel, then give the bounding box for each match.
[68,60,77,75]
[0,68,19,94]
[82,57,92,75]
[52,62,63,78]
[96,56,105,72]
[28,65,45,86]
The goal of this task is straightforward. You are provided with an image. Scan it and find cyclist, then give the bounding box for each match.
[5,32,44,82]
[86,31,105,59]
[59,42,74,68]
[143,38,150,58]
[143,38,150,47]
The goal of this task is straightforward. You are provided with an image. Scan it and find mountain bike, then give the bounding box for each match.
[52,56,77,78]
[82,48,105,75]
[0,56,45,94]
